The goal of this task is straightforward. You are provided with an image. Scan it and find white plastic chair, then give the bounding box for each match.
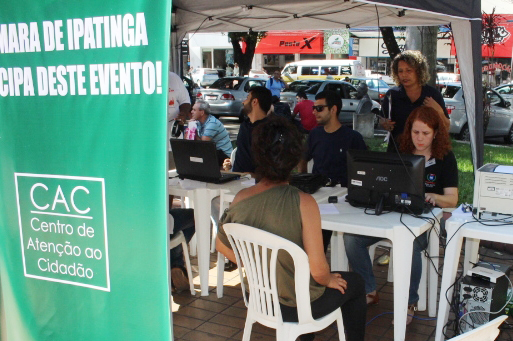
[223,223,346,341]
[168,214,195,295]
[368,240,394,283]
[307,159,313,173]
[447,315,507,341]
[230,147,237,167]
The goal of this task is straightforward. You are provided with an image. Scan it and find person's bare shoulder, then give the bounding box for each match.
[298,191,317,208]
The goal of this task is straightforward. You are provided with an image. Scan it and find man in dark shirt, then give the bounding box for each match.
[299,90,367,252]
[223,86,272,174]
[271,95,292,120]
[299,91,367,186]
[220,86,272,271]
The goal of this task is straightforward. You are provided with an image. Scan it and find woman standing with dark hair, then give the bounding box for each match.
[345,106,458,325]
[380,50,450,152]
[216,117,366,341]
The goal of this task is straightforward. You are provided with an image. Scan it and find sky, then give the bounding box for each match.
[482,0,513,14]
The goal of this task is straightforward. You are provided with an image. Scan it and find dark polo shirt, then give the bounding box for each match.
[232,116,269,173]
[381,85,448,152]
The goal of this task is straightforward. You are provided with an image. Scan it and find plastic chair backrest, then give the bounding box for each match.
[448,315,507,341]
[230,147,237,168]
[307,159,313,173]
[223,223,316,325]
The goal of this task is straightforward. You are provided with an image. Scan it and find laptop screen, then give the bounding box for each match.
[170,139,223,180]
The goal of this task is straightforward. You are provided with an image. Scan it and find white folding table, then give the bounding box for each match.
[322,202,442,341]
[168,173,252,296]
[169,173,348,296]
[435,216,513,341]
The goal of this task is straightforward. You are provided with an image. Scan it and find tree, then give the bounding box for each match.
[379,27,401,61]
[481,8,506,133]
[228,31,266,77]
[405,26,438,87]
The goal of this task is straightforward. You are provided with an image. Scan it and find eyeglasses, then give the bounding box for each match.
[312,105,329,112]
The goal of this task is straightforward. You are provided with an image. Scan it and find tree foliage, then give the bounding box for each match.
[228,31,266,77]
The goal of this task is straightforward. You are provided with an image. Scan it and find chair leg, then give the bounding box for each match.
[336,313,346,341]
[216,252,225,298]
[242,319,254,341]
[210,216,217,253]
[189,234,197,257]
[181,240,195,296]
[368,243,377,263]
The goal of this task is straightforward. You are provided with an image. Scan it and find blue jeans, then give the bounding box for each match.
[343,232,428,305]
[169,209,195,269]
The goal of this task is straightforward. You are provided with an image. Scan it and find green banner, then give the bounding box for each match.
[0,0,172,340]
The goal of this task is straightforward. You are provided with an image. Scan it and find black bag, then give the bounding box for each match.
[290,173,329,194]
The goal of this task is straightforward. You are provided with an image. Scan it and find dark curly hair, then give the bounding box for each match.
[391,50,430,86]
[252,116,303,183]
[398,106,451,160]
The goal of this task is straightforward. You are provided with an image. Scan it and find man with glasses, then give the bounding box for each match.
[265,70,288,97]
[299,90,367,252]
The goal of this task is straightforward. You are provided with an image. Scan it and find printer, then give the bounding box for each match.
[473,163,513,218]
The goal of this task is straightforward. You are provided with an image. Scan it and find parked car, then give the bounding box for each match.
[494,83,513,104]
[436,72,460,85]
[443,82,513,143]
[196,77,266,121]
[191,68,219,87]
[348,77,390,102]
[280,80,381,125]
[247,69,271,79]
[367,72,395,86]
[182,76,199,106]
[281,79,324,94]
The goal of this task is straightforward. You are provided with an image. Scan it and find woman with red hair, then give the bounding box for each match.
[399,106,458,208]
[344,106,458,325]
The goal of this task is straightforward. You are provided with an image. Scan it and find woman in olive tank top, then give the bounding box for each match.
[216,116,366,341]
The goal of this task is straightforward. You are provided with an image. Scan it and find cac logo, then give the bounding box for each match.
[427,174,436,182]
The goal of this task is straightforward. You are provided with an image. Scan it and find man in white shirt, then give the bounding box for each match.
[168,72,191,168]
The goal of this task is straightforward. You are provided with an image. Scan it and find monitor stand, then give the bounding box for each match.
[375,194,387,216]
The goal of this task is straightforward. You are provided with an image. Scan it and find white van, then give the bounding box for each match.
[281,59,365,82]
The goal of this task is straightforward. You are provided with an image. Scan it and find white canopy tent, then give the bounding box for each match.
[172,0,483,170]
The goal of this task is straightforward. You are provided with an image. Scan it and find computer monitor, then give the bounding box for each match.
[346,149,426,215]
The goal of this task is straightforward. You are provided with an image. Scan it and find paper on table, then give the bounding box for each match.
[318,204,340,215]
[495,165,513,174]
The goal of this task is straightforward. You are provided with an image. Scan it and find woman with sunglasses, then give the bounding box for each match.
[216,117,367,341]
[344,106,458,325]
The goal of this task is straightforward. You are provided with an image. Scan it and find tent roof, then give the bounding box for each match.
[173,0,481,38]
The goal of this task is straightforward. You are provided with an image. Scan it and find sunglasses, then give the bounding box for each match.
[312,105,329,112]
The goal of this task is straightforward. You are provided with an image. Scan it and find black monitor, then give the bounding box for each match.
[346,150,426,215]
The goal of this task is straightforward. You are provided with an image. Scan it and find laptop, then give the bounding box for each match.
[170,139,240,184]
